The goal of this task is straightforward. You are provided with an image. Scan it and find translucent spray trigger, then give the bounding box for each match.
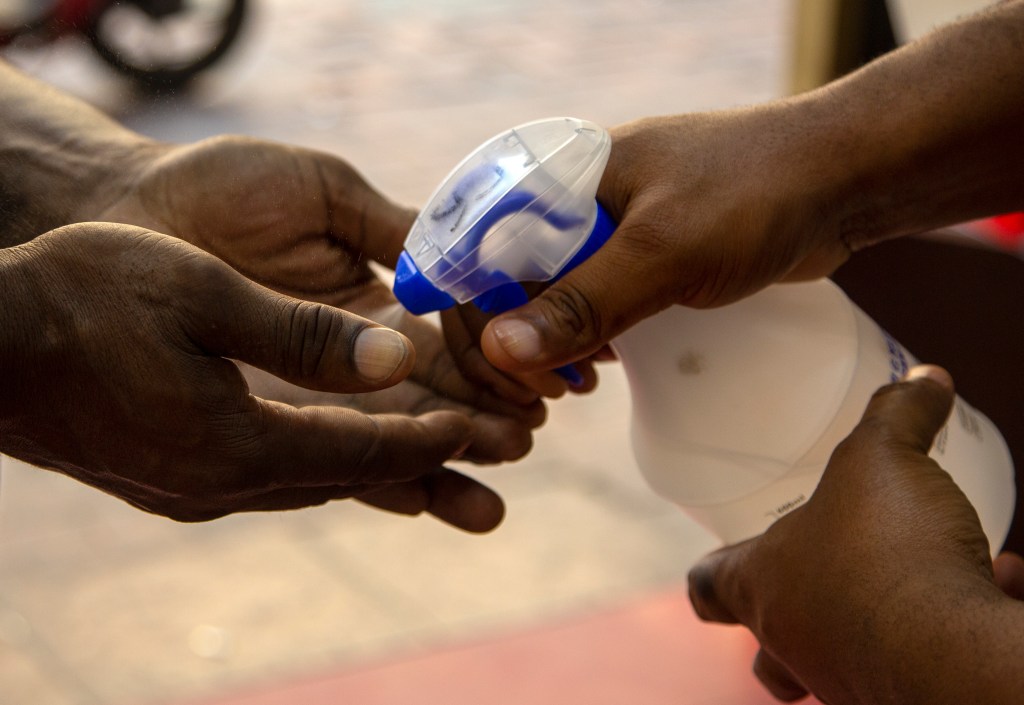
[393,117,1016,550]
[392,117,615,385]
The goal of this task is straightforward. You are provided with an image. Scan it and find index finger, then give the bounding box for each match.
[687,541,757,626]
[356,467,506,534]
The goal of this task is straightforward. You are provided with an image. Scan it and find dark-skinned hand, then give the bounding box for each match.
[97,135,546,428]
[1,223,518,531]
[687,366,1024,703]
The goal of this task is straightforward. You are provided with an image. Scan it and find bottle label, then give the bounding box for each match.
[933,399,985,456]
[763,493,808,521]
[883,331,910,382]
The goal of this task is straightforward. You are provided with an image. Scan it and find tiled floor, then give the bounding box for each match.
[0,1,792,704]
[186,588,791,705]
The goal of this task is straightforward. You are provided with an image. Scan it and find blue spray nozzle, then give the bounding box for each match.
[393,251,456,314]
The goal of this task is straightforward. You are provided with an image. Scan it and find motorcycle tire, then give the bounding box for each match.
[86,0,247,90]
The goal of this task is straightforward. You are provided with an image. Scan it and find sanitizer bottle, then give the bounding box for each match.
[392,117,1016,549]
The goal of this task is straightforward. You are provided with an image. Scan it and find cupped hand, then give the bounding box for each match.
[481,109,855,374]
[98,134,413,301]
[95,134,544,457]
[685,366,1003,703]
[1,223,508,531]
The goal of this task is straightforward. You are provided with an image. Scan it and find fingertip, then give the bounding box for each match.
[427,472,506,533]
[566,360,599,394]
[993,551,1024,600]
[483,316,543,371]
[353,326,415,385]
[904,364,954,393]
[857,363,956,456]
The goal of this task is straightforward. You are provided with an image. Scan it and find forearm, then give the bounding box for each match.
[790,0,1024,247]
[0,61,155,245]
[0,240,39,429]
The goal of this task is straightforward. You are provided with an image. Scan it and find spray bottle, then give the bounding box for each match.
[392,117,1016,548]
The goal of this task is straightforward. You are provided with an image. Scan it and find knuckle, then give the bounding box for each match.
[170,248,245,317]
[543,280,601,340]
[829,425,887,473]
[184,407,272,495]
[617,215,677,262]
[278,300,348,380]
[869,380,906,406]
[185,257,240,304]
[347,415,387,483]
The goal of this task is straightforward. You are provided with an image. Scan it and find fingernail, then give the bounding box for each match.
[353,327,410,382]
[492,318,542,363]
[904,364,954,391]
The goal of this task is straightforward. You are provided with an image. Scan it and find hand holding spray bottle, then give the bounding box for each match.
[393,117,1015,548]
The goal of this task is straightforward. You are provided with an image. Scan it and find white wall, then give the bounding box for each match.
[889,0,995,40]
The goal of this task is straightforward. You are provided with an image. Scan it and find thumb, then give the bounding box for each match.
[822,364,956,499]
[313,150,417,268]
[185,260,415,393]
[481,223,670,372]
[853,364,956,458]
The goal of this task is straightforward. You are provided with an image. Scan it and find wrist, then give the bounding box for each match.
[833,566,1022,704]
[0,129,158,246]
[0,61,160,245]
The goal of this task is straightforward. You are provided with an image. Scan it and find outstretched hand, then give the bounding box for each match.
[97,135,546,428]
[0,224,513,531]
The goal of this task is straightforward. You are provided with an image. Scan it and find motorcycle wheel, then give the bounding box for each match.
[86,0,247,90]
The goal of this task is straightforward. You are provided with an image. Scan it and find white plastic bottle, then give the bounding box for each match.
[612,279,1016,546]
[392,117,1017,550]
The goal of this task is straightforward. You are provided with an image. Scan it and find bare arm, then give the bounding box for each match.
[799,0,1024,249]
[0,60,155,245]
[481,0,1024,372]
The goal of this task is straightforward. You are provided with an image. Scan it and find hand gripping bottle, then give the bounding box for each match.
[393,117,1016,549]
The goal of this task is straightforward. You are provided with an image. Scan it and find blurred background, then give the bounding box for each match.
[0,2,1004,704]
